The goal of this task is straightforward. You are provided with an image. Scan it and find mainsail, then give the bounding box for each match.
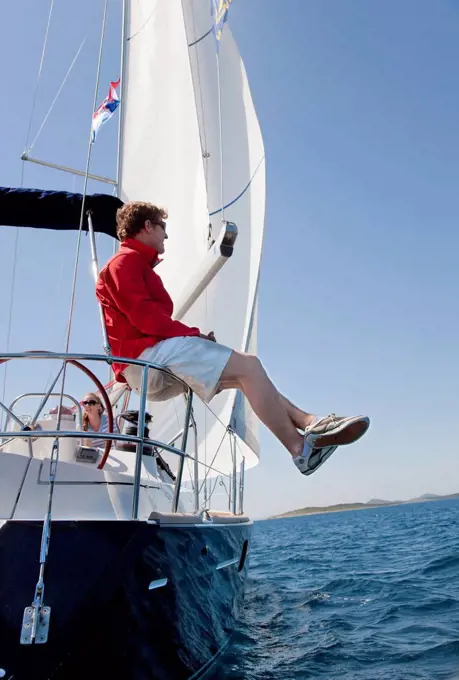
[118,0,265,476]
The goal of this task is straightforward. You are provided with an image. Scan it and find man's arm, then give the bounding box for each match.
[105,254,201,339]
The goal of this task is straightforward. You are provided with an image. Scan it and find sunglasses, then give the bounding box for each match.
[81,400,98,406]
[148,220,167,231]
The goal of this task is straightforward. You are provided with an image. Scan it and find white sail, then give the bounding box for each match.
[119,0,265,478]
[119,0,209,290]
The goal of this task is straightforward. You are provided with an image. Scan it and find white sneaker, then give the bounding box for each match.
[304,414,370,449]
[293,413,370,477]
[294,443,338,476]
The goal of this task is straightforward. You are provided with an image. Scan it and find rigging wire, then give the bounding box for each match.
[55,0,109,429]
[205,474,227,506]
[41,174,78,399]
[63,0,108,357]
[187,9,213,505]
[1,0,55,414]
[189,9,209,187]
[198,428,228,495]
[29,37,87,152]
[204,294,208,505]
[215,48,225,221]
[1,214,20,415]
[24,0,55,151]
[115,0,126,194]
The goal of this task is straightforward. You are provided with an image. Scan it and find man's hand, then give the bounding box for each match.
[199,331,217,342]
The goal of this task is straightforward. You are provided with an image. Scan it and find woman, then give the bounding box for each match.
[81,392,117,448]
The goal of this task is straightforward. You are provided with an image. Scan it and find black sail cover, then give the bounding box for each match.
[0,187,122,239]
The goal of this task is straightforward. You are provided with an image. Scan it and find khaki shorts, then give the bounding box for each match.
[123,336,232,403]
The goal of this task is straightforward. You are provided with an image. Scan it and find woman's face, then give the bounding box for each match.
[81,394,101,416]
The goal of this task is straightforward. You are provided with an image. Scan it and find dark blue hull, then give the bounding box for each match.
[0,519,251,679]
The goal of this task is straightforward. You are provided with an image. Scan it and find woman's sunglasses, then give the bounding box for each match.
[81,400,98,406]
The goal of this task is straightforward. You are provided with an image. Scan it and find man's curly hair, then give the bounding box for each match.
[116,201,168,241]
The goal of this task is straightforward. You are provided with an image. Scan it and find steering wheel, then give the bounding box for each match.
[0,352,114,469]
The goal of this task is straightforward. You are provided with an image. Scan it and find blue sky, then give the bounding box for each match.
[1,0,458,518]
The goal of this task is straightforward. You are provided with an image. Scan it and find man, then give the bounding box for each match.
[96,201,370,476]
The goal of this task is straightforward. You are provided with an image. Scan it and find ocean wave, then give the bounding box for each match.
[220,498,459,679]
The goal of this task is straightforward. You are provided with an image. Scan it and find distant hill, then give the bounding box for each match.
[272,492,459,519]
[410,492,459,502]
[416,493,443,501]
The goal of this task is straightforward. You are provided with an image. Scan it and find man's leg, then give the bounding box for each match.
[219,351,309,458]
[219,380,314,432]
[219,350,369,459]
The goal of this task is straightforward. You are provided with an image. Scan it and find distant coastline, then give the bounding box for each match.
[271,492,459,520]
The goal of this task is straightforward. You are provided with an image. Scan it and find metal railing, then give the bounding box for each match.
[0,351,246,519]
[7,393,83,429]
[0,350,247,650]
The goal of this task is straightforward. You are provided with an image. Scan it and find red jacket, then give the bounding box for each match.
[96,238,201,381]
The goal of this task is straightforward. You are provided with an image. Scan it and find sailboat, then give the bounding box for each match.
[0,0,265,678]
